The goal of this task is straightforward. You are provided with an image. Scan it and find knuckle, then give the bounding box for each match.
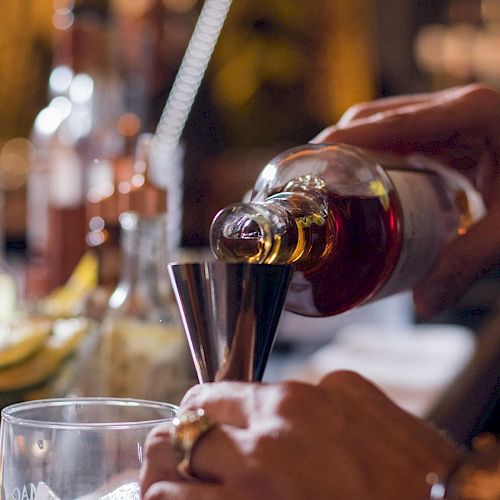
[179,383,206,407]
[460,83,500,116]
[314,124,336,143]
[143,482,167,500]
[341,102,369,120]
[272,381,317,416]
[320,369,370,390]
[462,82,498,101]
[320,370,393,409]
[144,425,172,461]
[252,430,279,457]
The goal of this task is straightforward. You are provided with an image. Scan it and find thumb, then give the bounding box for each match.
[413,210,500,318]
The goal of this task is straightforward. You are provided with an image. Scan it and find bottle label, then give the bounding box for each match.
[374,168,460,300]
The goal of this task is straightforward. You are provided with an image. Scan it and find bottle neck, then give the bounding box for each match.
[210,190,331,267]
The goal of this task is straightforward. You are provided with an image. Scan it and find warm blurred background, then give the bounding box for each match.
[0,0,498,442]
[4,0,500,283]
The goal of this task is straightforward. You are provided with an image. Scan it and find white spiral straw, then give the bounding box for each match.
[150,0,233,250]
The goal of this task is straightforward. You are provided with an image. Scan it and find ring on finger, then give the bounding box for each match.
[170,408,215,482]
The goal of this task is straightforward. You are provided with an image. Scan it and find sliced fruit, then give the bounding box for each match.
[0,272,17,322]
[38,251,98,318]
[0,317,90,391]
[0,318,51,368]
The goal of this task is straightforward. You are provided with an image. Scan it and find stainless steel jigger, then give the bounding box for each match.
[167,262,292,383]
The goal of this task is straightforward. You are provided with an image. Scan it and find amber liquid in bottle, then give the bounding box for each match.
[295,191,401,315]
[211,143,485,317]
[216,190,401,316]
[128,133,167,218]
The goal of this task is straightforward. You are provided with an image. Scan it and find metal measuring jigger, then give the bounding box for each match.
[167,262,292,383]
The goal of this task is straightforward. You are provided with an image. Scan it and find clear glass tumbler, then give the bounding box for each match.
[0,397,178,499]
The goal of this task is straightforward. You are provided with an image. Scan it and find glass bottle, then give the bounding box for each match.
[85,114,138,289]
[84,129,165,322]
[85,154,125,294]
[210,143,485,317]
[0,190,17,321]
[100,211,193,403]
[26,1,115,294]
[128,133,167,217]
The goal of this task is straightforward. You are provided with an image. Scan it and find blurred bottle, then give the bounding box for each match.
[99,212,193,403]
[0,190,18,321]
[84,125,161,326]
[27,100,87,293]
[210,143,485,317]
[85,164,119,294]
[111,0,192,251]
[129,132,167,216]
[85,113,139,296]
[26,0,116,296]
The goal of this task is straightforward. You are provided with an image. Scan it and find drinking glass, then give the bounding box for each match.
[0,397,178,499]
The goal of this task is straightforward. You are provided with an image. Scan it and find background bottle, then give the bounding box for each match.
[85,156,122,297]
[0,190,18,321]
[98,212,194,403]
[210,143,485,317]
[128,133,167,217]
[85,114,138,294]
[26,0,115,295]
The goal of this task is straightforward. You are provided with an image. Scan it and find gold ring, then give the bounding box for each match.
[171,408,215,481]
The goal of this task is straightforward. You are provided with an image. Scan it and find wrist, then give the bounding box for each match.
[428,433,500,500]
